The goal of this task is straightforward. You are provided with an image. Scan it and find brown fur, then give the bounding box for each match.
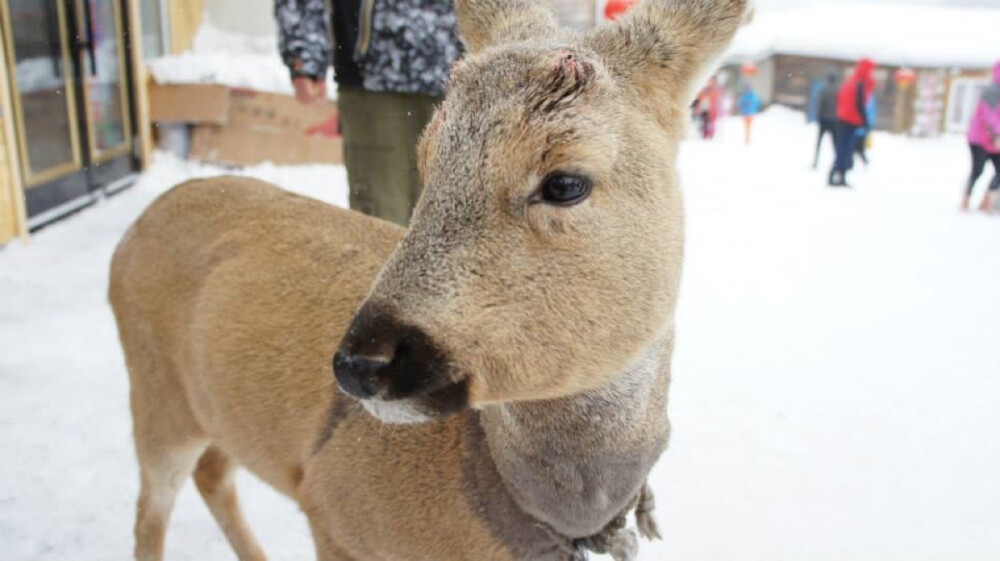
[110,1,748,559]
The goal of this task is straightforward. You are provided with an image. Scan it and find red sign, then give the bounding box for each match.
[895,68,917,87]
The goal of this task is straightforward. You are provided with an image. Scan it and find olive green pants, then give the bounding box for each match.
[338,88,441,226]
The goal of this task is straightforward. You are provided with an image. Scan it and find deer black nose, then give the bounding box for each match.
[332,352,389,399]
[333,301,471,420]
[333,301,457,403]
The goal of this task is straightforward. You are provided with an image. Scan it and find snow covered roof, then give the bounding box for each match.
[727,2,1000,69]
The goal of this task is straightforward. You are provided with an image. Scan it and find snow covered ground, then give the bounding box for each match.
[2,108,999,560]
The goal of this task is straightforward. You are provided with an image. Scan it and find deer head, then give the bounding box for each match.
[334,0,748,423]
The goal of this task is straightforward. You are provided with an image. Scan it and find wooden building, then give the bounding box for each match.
[724,2,998,135]
[0,0,204,245]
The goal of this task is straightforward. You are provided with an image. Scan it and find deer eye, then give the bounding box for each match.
[535,173,593,206]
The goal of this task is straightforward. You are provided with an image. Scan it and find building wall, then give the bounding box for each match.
[768,55,908,132]
[772,55,851,110]
[756,57,776,106]
[725,57,776,106]
[207,0,276,36]
[169,0,206,53]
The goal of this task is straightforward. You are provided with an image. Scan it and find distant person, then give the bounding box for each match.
[697,77,722,140]
[276,0,462,225]
[813,72,841,169]
[853,94,877,167]
[737,82,761,145]
[830,59,877,187]
[961,61,1000,212]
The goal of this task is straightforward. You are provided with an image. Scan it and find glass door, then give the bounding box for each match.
[75,0,130,163]
[1,0,85,203]
[0,0,139,222]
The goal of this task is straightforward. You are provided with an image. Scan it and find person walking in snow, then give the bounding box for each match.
[276,0,462,226]
[813,72,841,169]
[696,77,722,140]
[961,61,1000,212]
[737,82,761,145]
[853,93,877,168]
[829,59,877,187]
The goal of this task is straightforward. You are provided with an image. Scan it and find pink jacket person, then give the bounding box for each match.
[968,62,1000,153]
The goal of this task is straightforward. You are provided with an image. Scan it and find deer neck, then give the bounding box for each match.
[480,334,673,539]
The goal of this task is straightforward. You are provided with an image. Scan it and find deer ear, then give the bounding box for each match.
[454,0,559,53]
[585,0,750,120]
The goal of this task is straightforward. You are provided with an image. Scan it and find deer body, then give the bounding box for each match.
[111,1,748,559]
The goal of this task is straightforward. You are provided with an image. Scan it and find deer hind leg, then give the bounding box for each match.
[193,445,267,561]
[129,356,209,561]
[133,436,207,561]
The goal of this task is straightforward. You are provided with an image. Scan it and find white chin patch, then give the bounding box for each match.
[360,399,434,425]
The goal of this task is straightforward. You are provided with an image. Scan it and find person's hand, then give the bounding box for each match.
[293,77,327,104]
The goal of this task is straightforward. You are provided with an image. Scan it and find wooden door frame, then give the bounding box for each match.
[0,8,28,243]
[126,0,152,169]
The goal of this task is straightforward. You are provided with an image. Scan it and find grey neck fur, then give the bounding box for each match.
[480,334,673,538]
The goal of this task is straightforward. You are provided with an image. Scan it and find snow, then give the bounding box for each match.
[729,1,1000,68]
[14,58,65,94]
[2,109,1000,560]
[146,21,338,99]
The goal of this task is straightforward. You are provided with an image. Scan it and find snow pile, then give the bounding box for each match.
[729,1,1000,68]
[147,20,337,98]
[3,111,1000,560]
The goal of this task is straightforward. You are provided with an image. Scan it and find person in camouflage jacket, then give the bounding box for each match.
[276,0,462,225]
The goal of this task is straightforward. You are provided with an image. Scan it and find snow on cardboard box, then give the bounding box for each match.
[149,82,343,167]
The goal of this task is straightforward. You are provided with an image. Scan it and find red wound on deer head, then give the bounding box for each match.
[553,50,594,82]
[527,49,596,117]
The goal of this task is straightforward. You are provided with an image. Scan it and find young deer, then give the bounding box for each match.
[110,1,748,559]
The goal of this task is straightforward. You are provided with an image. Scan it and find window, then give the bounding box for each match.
[139,0,169,59]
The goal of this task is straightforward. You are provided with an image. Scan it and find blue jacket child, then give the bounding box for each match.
[739,87,762,116]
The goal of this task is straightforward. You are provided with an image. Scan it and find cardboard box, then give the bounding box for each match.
[148,83,231,124]
[148,81,341,167]
[148,82,338,130]
[227,89,337,133]
[190,125,343,167]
